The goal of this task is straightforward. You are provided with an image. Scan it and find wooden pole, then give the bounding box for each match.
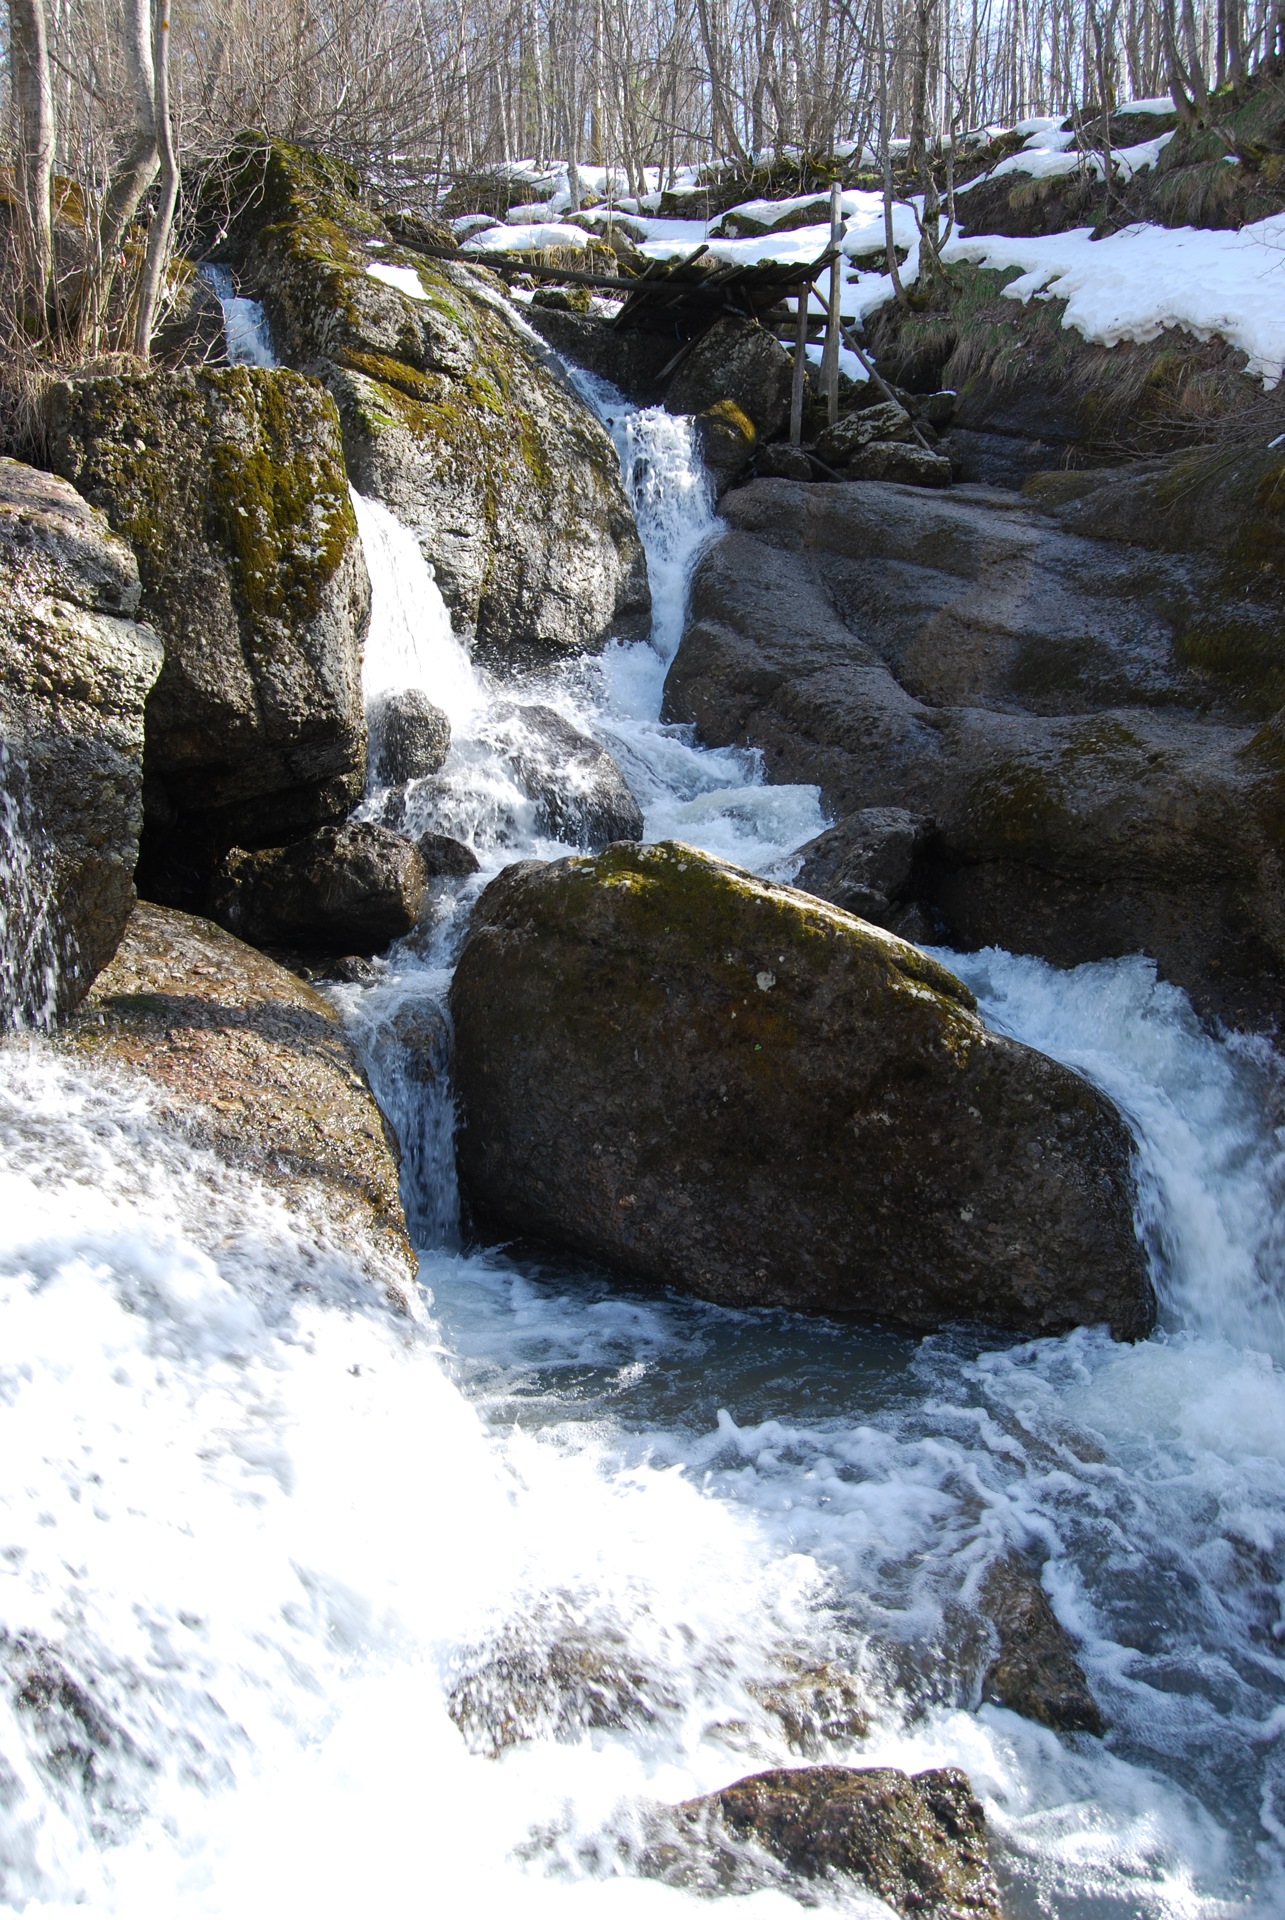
[820,182,843,427]
[789,284,808,446]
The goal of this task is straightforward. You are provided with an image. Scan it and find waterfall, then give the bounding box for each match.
[0,300,1283,1920]
[199,266,276,368]
[0,747,61,1032]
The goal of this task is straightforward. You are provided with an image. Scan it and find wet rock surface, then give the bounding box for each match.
[238,143,650,669]
[664,478,1285,1026]
[415,830,481,877]
[0,459,163,1011]
[211,821,427,954]
[980,1553,1105,1735]
[370,689,451,784]
[651,1764,1002,1918]
[60,901,414,1298]
[793,807,934,936]
[44,367,369,899]
[450,839,1152,1339]
[490,702,644,850]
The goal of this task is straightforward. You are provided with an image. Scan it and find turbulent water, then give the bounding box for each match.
[1,311,1284,1918]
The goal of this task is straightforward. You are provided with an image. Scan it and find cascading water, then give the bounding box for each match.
[1,298,1284,1918]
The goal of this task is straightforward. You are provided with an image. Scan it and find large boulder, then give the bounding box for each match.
[652,1765,1002,1918]
[211,821,427,954]
[663,478,1285,1027]
[44,367,369,900]
[235,142,650,669]
[60,902,414,1300]
[666,315,795,441]
[450,840,1152,1340]
[0,459,163,1015]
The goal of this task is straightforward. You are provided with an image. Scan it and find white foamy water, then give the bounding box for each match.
[2,331,1284,1919]
[200,266,276,368]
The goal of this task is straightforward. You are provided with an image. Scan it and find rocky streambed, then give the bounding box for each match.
[1,136,1284,1920]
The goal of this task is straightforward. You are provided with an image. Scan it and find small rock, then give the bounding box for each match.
[794,808,932,929]
[657,1764,1002,1918]
[757,445,814,481]
[211,821,427,954]
[416,830,481,877]
[694,399,757,496]
[754,1660,872,1753]
[847,441,953,487]
[980,1552,1105,1735]
[816,401,914,465]
[371,690,451,784]
[918,389,958,428]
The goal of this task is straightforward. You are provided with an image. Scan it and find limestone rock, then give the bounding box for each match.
[980,1553,1105,1735]
[663,478,1285,1027]
[450,840,1153,1339]
[60,901,415,1300]
[371,689,451,784]
[490,703,644,850]
[0,459,163,1014]
[237,142,650,669]
[666,316,795,441]
[655,1764,1002,1918]
[44,367,369,893]
[212,821,426,954]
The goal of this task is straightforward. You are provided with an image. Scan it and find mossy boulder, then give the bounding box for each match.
[648,1764,1002,1917]
[236,141,649,670]
[60,901,415,1302]
[450,840,1152,1340]
[44,367,369,901]
[0,459,163,1015]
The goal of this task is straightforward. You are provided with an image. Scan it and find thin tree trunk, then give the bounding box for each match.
[10,0,57,319]
[134,0,179,358]
[819,180,843,426]
[98,0,158,320]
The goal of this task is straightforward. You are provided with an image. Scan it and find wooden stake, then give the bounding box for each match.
[820,182,843,427]
[789,284,808,446]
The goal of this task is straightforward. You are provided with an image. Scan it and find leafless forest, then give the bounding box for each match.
[0,0,1282,382]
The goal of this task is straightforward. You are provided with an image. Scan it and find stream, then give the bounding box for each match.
[0,290,1282,1918]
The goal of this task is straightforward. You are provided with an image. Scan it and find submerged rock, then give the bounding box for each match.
[60,901,414,1300]
[450,840,1153,1339]
[979,1553,1105,1735]
[237,142,649,669]
[652,1764,1002,1918]
[44,366,369,898]
[0,459,163,1012]
[371,689,451,785]
[211,821,426,954]
[490,702,643,850]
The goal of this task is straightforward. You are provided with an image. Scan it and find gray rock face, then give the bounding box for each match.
[846,441,953,487]
[371,689,451,785]
[239,144,649,669]
[491,702,644,850]
[44,368,369,894]
[0,459,163,1014]
[450,840,1153,1340]
[666,316,795,441]
[652,1765,1002,1918]
[694,401,757,496]
[212,821,426,954]
[816,401,914,464]
[663,478,1285,1027]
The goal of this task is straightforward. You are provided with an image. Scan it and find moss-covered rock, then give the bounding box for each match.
[44,366,369,900]
[450,840,1152,1340]
[61,901,415,1302]
[234,141,649,670]
[649,1764,1002,1917]
[0,459,163,1014]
